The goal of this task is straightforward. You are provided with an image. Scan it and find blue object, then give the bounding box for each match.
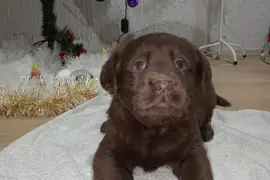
[127,0,139,8]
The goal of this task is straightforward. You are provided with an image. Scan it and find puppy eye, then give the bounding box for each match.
[175,59,185,70]
[134,60,146,71]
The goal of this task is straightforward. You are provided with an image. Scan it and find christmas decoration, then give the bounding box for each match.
[0,78,100,117]
[101,47,107,55]
[69,69,94,81]
[33,0,87,65]
[30,63,41,79]
[57,69,72,79]
[40,0,58,50]
[29,63,45,88]
[0,45,107,117]
[127,0,139,8]
[76,47,87,57]
[66,30,75,41]
[59,51,69,65]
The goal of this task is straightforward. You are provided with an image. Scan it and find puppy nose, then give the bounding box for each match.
[152,80,174,92]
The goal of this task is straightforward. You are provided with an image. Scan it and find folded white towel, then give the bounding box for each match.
[0,94,269,180]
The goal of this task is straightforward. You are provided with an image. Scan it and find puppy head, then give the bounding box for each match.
[100,33,210,127]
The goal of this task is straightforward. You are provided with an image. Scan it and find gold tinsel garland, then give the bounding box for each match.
[0,78,102,117]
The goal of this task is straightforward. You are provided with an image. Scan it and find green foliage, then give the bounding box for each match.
[40,0,58,50]
[56,26,84,55]
[34,0,86,59]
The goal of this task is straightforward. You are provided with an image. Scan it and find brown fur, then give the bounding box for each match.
[92,32,226,180]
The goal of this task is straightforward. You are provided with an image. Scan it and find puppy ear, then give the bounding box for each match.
[100,34,134,95]
[196,49,212,94]
[100,51,120,95]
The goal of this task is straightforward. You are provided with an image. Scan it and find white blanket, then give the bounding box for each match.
[0,94,270,180]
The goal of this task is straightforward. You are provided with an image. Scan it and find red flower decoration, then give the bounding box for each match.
[59,51,69,62]
[30,71,41,79]
[76,48,87,57]
[66,31,75,41]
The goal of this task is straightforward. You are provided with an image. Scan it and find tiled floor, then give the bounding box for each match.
[0,55,270,148]
[0,116,53,148]
[211,56,270,111]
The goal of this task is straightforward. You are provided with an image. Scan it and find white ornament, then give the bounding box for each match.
[69,69,93,81]
[57,69,72,79]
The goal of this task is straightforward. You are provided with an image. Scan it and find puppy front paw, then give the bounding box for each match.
[200,124,214,142]
[100,121,107,133]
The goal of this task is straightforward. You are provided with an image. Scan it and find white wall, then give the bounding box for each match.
[0,0,269,50]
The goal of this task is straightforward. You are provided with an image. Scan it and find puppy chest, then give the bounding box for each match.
[136,144,185,172]
[112,128,188,169]
[119,139,186,171]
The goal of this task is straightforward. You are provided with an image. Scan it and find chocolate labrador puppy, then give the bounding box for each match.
[99,34,231,142]
[93,33,228,180]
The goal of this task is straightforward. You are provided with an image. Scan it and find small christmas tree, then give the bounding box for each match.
[33,0,87,65]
